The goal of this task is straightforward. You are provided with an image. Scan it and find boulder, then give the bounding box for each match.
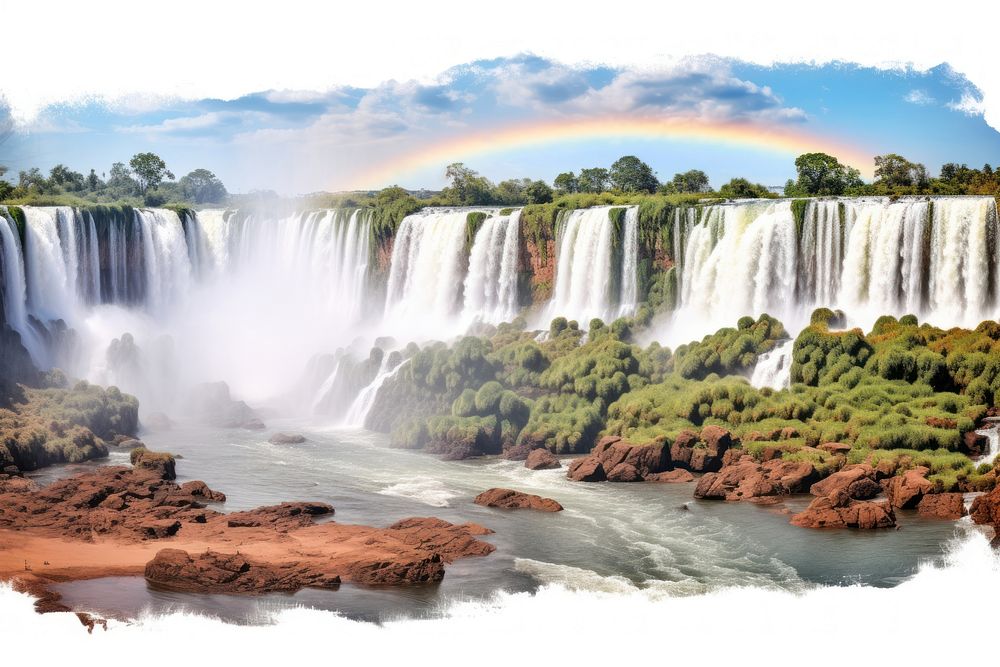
[567,457,606,482]
[473,488,563,512]
[970,485,1000,527]
[818,442,852,455]
[694,456,818,501]
[606,462,642,482]
[225,502,335,530]
[269,432,306,445]
[791,497,896,529]
[646,469,694,483]
[524,448,561,470]
[129,447,176,480]
[179,480,227,502]
[961,431,989,457]
[883,466,933,509]
[809,465,877,502]
[917,493,967,520]
[671,426,731,472]
[145,548,343,593]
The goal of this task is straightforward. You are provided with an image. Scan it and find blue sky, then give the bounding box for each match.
[2,55,997,195]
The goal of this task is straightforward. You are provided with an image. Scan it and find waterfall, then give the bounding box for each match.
[663,196,1000,344]
[618,207,639,317]
[462,209,521,325]
[0,211,29,335]
[547,205,639,324]
[750,340,795,390]
[23,206,81,322]
[975,426,1000,466]
[136,209,194,315]
[384,209,476,328]
[343,356,401,427]
[674,201,798,340]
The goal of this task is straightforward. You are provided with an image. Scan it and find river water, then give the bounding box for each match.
[28,421,964,624]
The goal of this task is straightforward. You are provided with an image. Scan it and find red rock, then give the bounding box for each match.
[961,431,988,457]
[646,469,694,483]
[524,449,561,470]
[225,502,334,530]
[791,497,896,529]
[145,548,343,593]
[385,517,497,561]
[179,480,227,502]
[917,493,967,519]
[970,485,1000,527]
[883,466,933,509]
[606,462,642,482]
[818,442,852,455]
[695,457,818,501]
[567,456,606,482]
[129,448,176,480]
[473,488,563,512]
[347,555,445,585]
[138,519,181,539]
[809,464,875,500]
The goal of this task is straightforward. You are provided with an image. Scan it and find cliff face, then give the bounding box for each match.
[520,235,556,305]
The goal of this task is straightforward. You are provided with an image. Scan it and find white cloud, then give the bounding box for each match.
[1,0,999,132]
[948,91,986,116]
[904,89,935,105]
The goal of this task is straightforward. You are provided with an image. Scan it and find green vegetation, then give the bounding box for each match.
[1,152,228,208]
[0,380,139,472]
[366,309,999,492]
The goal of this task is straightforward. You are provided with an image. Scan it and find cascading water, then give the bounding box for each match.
[665,196,1000,345]
[618,207,639,317]
[547,205,639,324]
[343,355,402,427]
[750,340,795,390]
[383,208,480,331]
[462,209,521,325]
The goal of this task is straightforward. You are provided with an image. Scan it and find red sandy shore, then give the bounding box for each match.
[0,463,496,618]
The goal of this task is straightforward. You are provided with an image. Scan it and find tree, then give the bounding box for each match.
[86,169,103,191]
[17,168,48,193]
[609,155,659,193]
[719,177,772,199]
[442,163,493,205]
[553,171,579,194]
[107,162,139,198]
[129,152,174,194]
[874,154,928,189]
[525,179,553,204]
[0,165,11,200]
[493,178,530,205]
[48,164,85,191]
[664,169,711,194]
[791,152,863,196]
[578,167,610,193]
[179,168,228,204]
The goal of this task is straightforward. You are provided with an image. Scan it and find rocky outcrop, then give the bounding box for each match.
[474,488,563,512]
[0,464,227,540]
[567,456,606,482]
[145,548,343,593]
[268,432,307,445]
[1,459,497,603]
[646,469,695,483]
[179,480,227,503]
[694,456,819,502]
[225,502,335,530]
[790,496,896,529]
[970,485,1000,528]
[129,447,176,480]
[525,448,560,470]
[809,464,880,502]
[917,493,967,519]
[670,427,731,472]
[567,436,668,482]
[883,466,933,509]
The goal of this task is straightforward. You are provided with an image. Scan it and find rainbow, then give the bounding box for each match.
[348,116,874,190]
